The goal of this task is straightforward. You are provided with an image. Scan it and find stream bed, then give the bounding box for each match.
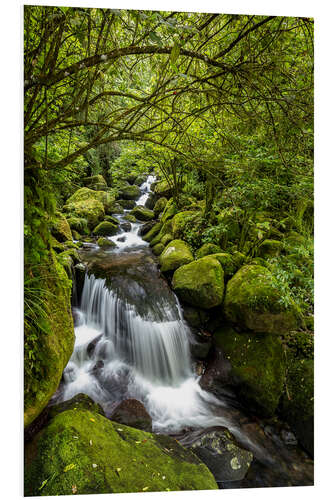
[51,175,313,489]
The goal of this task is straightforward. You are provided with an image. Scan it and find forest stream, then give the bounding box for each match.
[49,176,313,489]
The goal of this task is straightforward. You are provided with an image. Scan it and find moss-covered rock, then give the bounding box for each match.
[153,197,168,217]
[142,222,162,242]
[150,219,173,247]
[160,239,194,273]
[133,174,147,186]
[214,326,286,417]
[124,172,138,184]
[257,239,284,258]
[171,211,197,239]
[57,249,80,277]
[93,221,119,236]
[103,215,120,225]
[119,184,141,200]
[232,251,248,268]
[24,251,74,428]
[160,233,173,246]
[83,174,107,191]
[51,213,73,242]
[25,408,217,496]
[248,257,268,267]
[66,216,89,235]
[123,214,136,223]
[130,205,154,221]
[280,358,314,456]
[196,243,222,259]
[64,198,105,230]
[210,253,237,279]
[172,256,224,309]
[97,237,117,249]
[223,265,299,334]
[66,187,115,214]
[152,243,165,256]
[118,199,136,209]
[48,393,105,420]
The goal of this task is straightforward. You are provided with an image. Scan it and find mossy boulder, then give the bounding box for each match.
[83,174,107,191]
[93,221,119,237]
[257,239,284,258]
[152,243,165,256]
[66,216,89,235]
[153,197,168,217]
[280,358,314,456]
[119,184,141,200]
[66,187,115,214]
[57,249,80,277]
[123,214,136,223]
[232,251,248,268]
[124,172,138,184]
[25,408,217,496]
[223,265,299,334]
[142,222,162,242]
[48,393,105,420]
[248,257,268,267]
[210,253,237,279]
[160,239,194,273]
[103,215,120,225]
[160,233,173,246]
[133,174,147,186]
[172,256,224,309]
[130,205,154,221]
[64,198,105,230]
[51,213,73,242]
[118,199,136,209]
[214,326,286,417]
[24,251,74,428]
[97,237,117,249]
[171,211,198,239]
[196,243,222,259]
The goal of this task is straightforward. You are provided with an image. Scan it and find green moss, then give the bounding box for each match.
[196,243,222,259]
[210,253,237,279]
[232,251,248,268]
[150,219,173,247]
[64,198,105,229]
[123,214,136,223]
[172,256,224,309]
[119,184,141,200]
[248,257,268,267]
[66,187,115,214]
[24,251,74,428]
[160,233,173,246]
[257,239,284,258]
[133,174,147,186]
[97,237,117,249]
[281,331,314,360]
[214,326,286,417]
[223,265,299,334]
[93,221,119,236]
[153,179,173,198]
[51,213,72,242]
[66,216,89,235]
[160,198,177,224]
[83,174,107,191]
[160,239,194,273]
[152,243,165,255]
[25,409,217,496]
[153,197,168,217]
[280,358,314,455]
[130,206,154,221]
[103,215,120,225]
[171,211,197,239]
[142,223,162,242]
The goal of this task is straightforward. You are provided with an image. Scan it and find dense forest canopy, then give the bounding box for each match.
[24,5,314,440]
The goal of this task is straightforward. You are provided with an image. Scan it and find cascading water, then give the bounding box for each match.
[57,174,227,432]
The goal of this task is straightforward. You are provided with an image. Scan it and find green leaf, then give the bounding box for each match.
[149,32,162,45]
[170,43,180,64]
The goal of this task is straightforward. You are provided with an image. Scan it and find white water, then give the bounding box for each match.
[59,174,232,432]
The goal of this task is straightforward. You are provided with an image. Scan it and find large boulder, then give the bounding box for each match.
[196,243,222,259]
[188,428,253,484]
[210,253,237,279]
[51,212,72,242]
[119,184,141,200]
[25,407,217,496]
[159,239,194,273]
[130,205,154,221]
[66,187,115,214]
[64,198,105,230]
[171,211,198,239]
[212,326,286,417]
[97,237,117,249]
[83,174,107,191]
[118,199,136,209]
[138,220,157,237]
[24,251,74,428]
[153,179,173,198]
[110,399,152,432]
[142,222,162,242]
[172,256,224,309]
[93,221,119,236]
[223,265,299,334]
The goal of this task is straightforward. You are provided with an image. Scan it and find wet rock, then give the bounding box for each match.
[183,305,209,329]
[145,192,157,209]
[97,237,117,249]
[48,393,105,420]
[130,205,154,221]
[93,221,119,236]
[199,347,233,398]
[187,427,253,484]
[120,222,131,232]
[119,184,141,200]
[118,199,136,209]
[110,398,152,432]
[138,220,157,236]
[142,222,162,241]
[117,236,126,242]
[190,334,212,360]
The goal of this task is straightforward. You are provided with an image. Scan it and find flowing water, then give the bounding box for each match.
[52,174,313,487]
